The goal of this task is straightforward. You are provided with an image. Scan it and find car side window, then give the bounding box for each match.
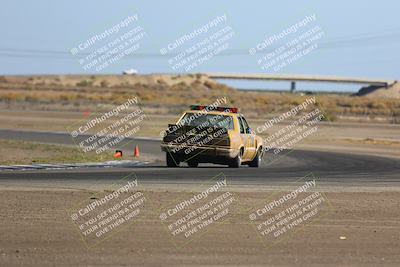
[241,117,251,134]
[238,117,245,134]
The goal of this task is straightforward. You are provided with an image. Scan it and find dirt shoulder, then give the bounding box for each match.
[0,189,398,266]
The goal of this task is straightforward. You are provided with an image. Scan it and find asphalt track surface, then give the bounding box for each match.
[0,129,399,188]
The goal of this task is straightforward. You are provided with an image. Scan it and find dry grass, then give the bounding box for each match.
[0,139,114,165]
[0,74,399,123]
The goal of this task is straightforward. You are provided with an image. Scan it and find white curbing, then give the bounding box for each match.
[0,160,148,171]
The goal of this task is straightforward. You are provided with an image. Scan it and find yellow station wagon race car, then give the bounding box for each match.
[161,105,264,168]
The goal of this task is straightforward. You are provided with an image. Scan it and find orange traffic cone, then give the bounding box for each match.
[113,150,123,158]
[134,145,140,158]
[82,110,90,118]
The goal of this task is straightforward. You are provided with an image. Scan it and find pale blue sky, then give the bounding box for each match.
[1,0,399,91]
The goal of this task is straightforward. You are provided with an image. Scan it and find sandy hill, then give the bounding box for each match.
[0,74,225,89]
[355,82,400,99]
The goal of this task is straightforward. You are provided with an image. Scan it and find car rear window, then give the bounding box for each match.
[179,113,234,130]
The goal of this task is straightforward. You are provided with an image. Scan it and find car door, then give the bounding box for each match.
[238,116,251,160]
[240,116,257,160]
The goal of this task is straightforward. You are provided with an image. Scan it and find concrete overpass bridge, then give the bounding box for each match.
[205,73,396,92]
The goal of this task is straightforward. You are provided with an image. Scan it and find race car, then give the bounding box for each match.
[161,105,264,168]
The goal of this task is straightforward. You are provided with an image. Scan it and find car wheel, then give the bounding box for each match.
[187,161,198,167]
[166,153,179,167]
[249,148,262,168]
[229,149,242,168]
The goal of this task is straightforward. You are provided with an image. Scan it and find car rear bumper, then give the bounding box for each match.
[161,143,239,159]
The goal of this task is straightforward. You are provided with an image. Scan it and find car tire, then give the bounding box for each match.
[249,148,262,168]
[187,161,199,168]
[166,153,179,167]
[229,149,242,168]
